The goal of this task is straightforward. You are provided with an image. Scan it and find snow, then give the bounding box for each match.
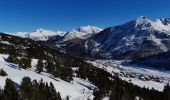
[63,25,102,41]
[150,34,168,52]
[0,41,11,45]
[31,59,38,70]
[84,16,170,60]
[15,28,65,41]
[13,26,102,42]
[78,25,102,34]
[135,16,152,30]
[153,19,170,32]
[135,96,143,100]
[102,97,109,100]
[136,16,170,32]
[0,54,95,100]
[121,77,165,91]
[88,60,170,91]
[0,36,11,45]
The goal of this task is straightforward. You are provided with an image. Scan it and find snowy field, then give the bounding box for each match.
[0,54,96,100]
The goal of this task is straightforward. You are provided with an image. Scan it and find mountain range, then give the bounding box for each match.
[1,16,170,100]
[10,16,170,70]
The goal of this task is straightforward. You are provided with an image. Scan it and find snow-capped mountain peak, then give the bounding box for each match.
[134,16,170,32]
[153,19,170,32]
[135,16,152,29]
[30,28,65,37]
[34,28,44,33]
[78,25,102,33]
[15,28,66,41]
[63,25,102,41]
[81,16,170,60]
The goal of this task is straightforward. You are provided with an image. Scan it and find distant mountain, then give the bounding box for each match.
[13,17,170,60]
[63,25,102,41]
[83,16,170,59]
[15,28,65,41]
[14,25,102,42]
[45,16,170,60]
[45,26,102,58]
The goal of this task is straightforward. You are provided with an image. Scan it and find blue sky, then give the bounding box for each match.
[0,0,170,32]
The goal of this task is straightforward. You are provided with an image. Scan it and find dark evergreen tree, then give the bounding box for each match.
[163,84,170,100]
[46,60,55,74]
[0,68,8,76]
[3,78,18,100]
[36,59,44,73]
[49,82,62,100]
[20,77,33,100]
[19,57,31,69]
[66,95,70,100]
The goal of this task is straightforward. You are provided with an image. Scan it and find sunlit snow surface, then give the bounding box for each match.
[0,54,95,100]
[89,60,170,91]
[15,28,65,41]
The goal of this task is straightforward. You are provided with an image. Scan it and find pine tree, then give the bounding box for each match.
[49,82,60,100]
[38,79,47,100]
[163,84,170,100]
[19,57,31,69]
[46,61,55,74]
[57,92,62,100]
[3,78,19,100]
[20,77,33,100]
[36,59,44,73]
[66,95,70,100]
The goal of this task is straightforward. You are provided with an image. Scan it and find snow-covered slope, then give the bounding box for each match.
[15,28,65,41]
[0,32,99,100]
[135,16,170,32]
[84,16,170,60]
[0,54,95,100]
[63,25,102,41]
[45,25,102,57]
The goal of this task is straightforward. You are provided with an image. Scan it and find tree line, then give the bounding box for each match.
[0,77,62,100]
[76,62,170,100]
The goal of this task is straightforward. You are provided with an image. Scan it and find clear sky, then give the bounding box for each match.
[0,0,170,32]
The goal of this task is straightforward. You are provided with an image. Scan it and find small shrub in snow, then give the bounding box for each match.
[0,68,8,76]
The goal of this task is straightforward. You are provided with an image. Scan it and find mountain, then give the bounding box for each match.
[1,20,170,99]
[0,32,98,99]
[1,32,163,100]
[130,51,170,70]
[79,16,170,59]
[63,25,102,41]
[15,28,65,41]
[46,25,102,58]
[15,25,102,42]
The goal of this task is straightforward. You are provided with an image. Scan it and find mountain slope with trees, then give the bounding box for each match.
[0,31,170,100]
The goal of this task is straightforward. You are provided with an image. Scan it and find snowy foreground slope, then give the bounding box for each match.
[0,54,96,100]
[89,60,170,91]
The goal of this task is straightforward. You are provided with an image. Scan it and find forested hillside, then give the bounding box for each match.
[0,32,170,100]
